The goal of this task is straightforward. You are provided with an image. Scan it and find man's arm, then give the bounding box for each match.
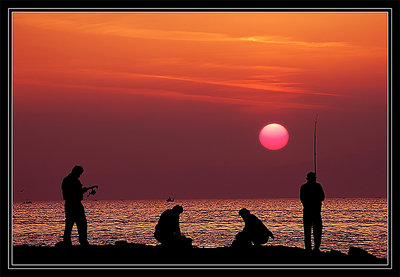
[267,229,274,239]
[86,185,98,190]
[300,185,305,203]
[261,220,274,239]
[174,216,181,235]
[319,184,325,202]
[81,185,98,193]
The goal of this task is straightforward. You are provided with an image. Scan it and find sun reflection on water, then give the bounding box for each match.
[13,198,387,258]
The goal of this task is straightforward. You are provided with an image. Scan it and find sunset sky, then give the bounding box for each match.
[12,12,388,201]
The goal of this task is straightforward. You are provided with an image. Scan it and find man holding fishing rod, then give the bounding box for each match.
[61,165,98,246]
[300,116,325,252]
[300,172,325,252]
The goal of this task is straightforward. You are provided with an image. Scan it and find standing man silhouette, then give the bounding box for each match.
[300,172,325,252]
[62,165,97,246]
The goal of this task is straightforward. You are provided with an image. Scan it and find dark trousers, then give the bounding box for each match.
[63,201,88,245]
[232,231,268,247]
[154,230,192,248]
[303,212,322,251]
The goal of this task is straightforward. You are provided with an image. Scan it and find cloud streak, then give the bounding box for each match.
[15,14,349,48]
[78,69,340,97]
[15,60,340,114]
[16,77,330,111]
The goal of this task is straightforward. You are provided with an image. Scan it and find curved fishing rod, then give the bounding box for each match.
[314,114,318,177]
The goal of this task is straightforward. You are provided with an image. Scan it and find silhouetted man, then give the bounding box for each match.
[231,208,274,247]
[300,172,325,252]
[154,205,192,248]
[62,165,97,246]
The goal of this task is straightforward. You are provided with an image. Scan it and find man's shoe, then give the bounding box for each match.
[80,241,90,247]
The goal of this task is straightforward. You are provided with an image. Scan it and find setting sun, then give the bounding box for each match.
[259,123,289,150]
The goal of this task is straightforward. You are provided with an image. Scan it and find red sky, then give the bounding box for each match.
[12,12,388,201]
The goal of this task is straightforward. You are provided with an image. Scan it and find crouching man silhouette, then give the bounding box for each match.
[231,208,274,247]
[154,205,192,248]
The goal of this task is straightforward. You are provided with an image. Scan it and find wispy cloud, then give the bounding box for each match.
[16,77,330,111]
[15,14,349,48]
[195,62,304,73]
[236,36,348,47]
[82,69,340,97]
[94,26,349,48]
[15,62,341,114]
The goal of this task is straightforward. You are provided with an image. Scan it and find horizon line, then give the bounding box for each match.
[13,196,388,203]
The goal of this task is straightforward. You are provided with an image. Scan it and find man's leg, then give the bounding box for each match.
[235,231,252,247]
[178,235,192,248]
[313,214,323,251]
[252,237,268,247]
[63,218,74,245]
[76,204,88,245]
[63,204,74,245]
[303,213,312,251]
[161,233,176,247]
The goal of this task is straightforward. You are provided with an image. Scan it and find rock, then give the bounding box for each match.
[328,249,347,257]
[115,240,128,247]
[54,241,71,248]
[12,243,386,265]
[348,247,375,258]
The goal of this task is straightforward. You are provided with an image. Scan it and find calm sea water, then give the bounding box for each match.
[13,198,387,258]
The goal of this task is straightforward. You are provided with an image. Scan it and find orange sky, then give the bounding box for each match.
[12,12,388,200]
[13,12,387,110]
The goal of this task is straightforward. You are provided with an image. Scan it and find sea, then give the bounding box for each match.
[12,198,387,258]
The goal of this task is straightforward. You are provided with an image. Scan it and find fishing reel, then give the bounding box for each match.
[86,185,99,198]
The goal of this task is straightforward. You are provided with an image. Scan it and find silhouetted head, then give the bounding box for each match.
[172,205,183,215]
[71,165,84,178]
[239,208,251,219]
[306,172,316,182]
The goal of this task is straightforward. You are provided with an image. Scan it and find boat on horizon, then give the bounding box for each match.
[166,196,174,202]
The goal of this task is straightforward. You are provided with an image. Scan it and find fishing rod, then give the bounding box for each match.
[314,114,318,177]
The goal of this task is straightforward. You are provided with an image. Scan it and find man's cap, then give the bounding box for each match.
[172,205,183,213]
[72,165,84,175]
[306,172,316,180]
[239,208,250,217]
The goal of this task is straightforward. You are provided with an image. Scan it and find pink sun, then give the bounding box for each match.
[259,123,289,150]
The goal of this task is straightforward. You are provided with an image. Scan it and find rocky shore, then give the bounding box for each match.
[12,242,386,265]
